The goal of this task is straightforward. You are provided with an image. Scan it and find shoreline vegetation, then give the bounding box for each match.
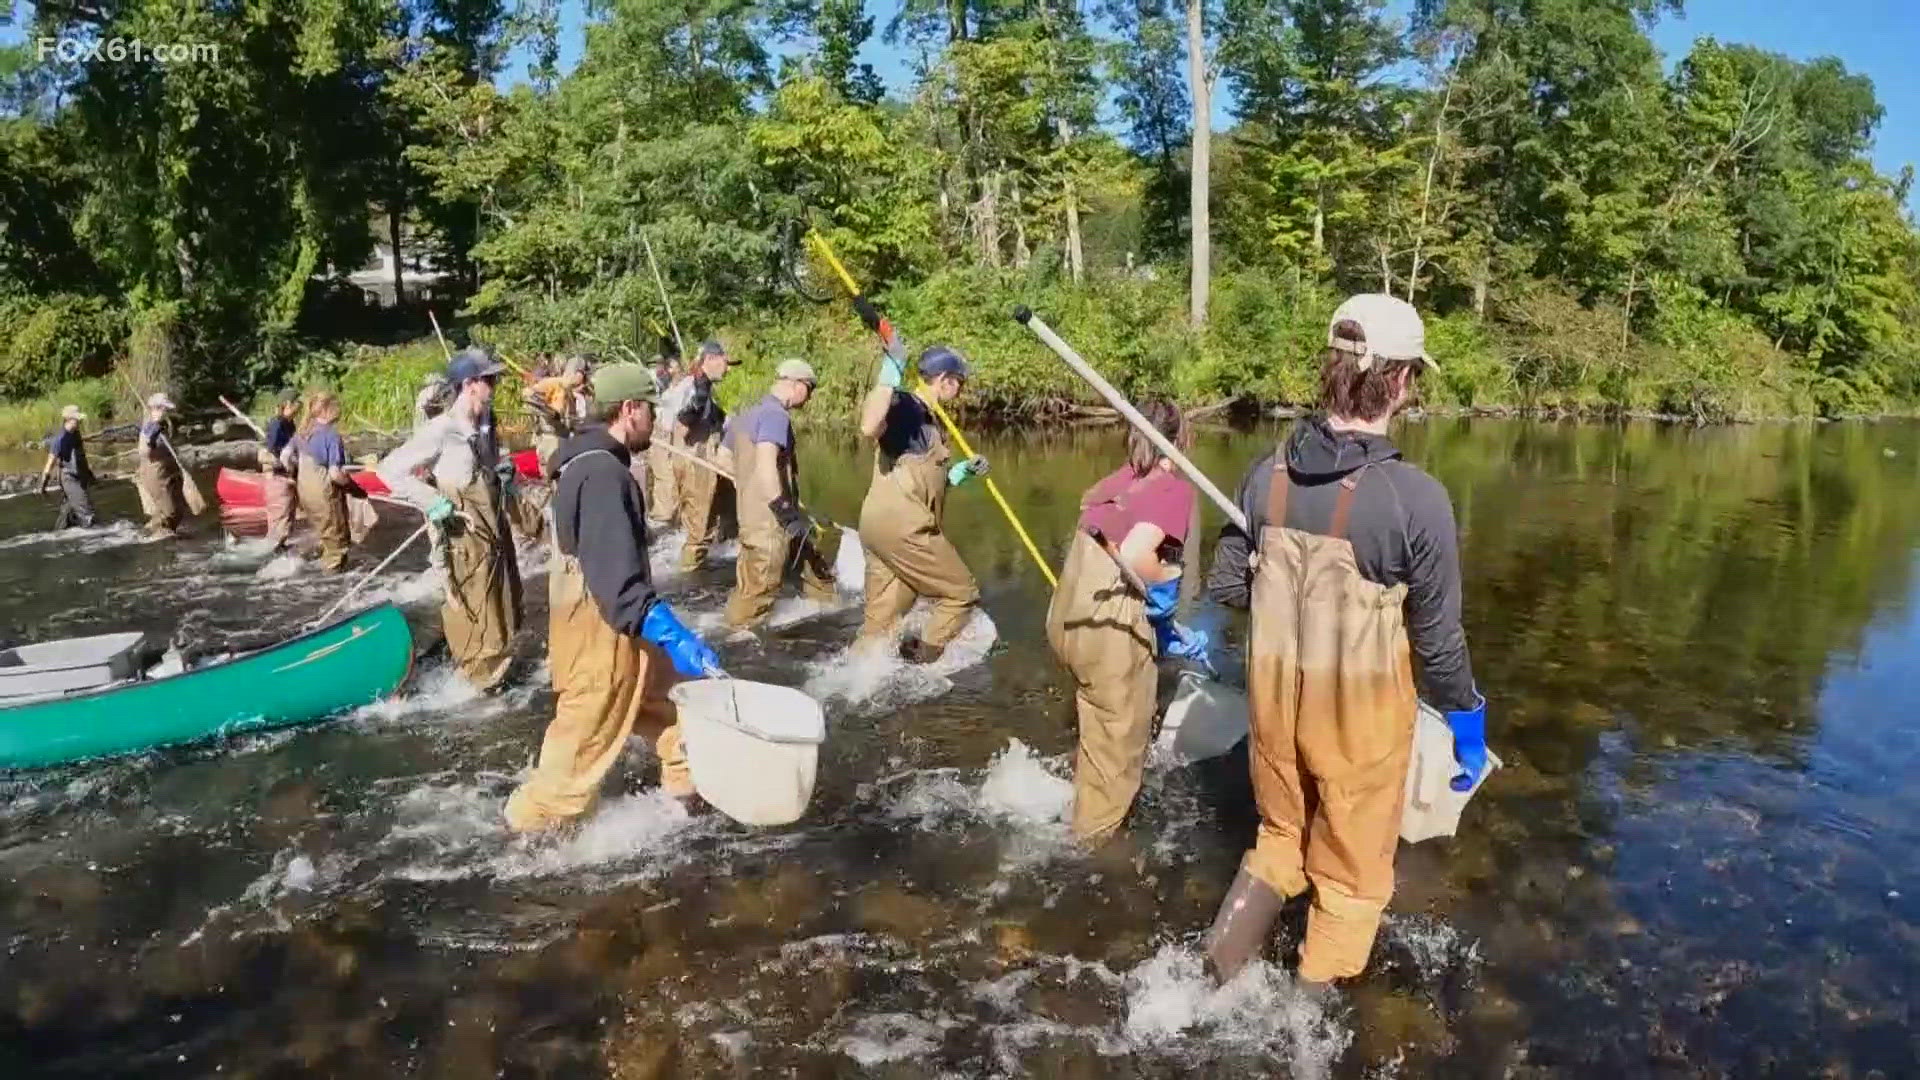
[5,3,1918,451]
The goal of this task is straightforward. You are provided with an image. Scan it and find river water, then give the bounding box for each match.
[1,418,1916,1077]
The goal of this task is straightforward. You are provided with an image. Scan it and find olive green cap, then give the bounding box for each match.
[591,363,658,405]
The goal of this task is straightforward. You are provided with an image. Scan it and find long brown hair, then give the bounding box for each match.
[1127,400,1190,476]
[1320,319,1421,422]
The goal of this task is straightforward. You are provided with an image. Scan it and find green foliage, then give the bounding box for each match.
[0,294,123,398]
[0,0,1915,425]
[0,377,119,449]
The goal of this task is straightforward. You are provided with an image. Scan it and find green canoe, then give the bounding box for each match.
[0,604,414,769]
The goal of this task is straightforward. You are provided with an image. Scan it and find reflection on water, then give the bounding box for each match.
[1,418,1918,1077]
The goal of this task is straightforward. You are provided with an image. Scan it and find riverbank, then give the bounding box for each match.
[5,272,1914,453]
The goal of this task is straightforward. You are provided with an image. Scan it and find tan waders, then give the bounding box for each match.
[1046,532,1156,845]
[441,472,523,691]
[295,463,350,572]
[674,428,734,572]
[723,424,835,630]
[1209,463,1417,984]
[856,425,979,653]
[503,551,689,832]
[135,458,185,535]
[647,436,681,525]
[261,467,297,549]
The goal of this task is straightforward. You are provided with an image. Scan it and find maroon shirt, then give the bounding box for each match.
[1078,466,1196,555]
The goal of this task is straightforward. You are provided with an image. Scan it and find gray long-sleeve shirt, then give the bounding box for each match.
[1207,416,1477,713]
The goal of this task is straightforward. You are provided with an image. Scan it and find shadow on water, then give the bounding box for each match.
[1,417,1918,1076]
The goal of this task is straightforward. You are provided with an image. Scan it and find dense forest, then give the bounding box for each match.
[2,0,1918,428]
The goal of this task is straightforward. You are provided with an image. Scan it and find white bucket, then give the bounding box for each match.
[1154,669,1251,765]
[670,679,826,827]
[1400,702,1501,843]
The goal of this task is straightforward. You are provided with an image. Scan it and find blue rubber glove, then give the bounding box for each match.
[641,601,724,678]
[878,354,904,389]
[427,497,457,525]
[1445,693,1489,792]
[1143,578,1180,622]
[946,455,988,487]
[1142,578,1215,673]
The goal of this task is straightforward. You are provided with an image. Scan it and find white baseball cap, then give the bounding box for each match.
[146,392,177,410]
[1327,294,1437,372]
[776,358,818,385]
[60,404,85,421]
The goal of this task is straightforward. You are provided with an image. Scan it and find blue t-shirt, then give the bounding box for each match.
[264,415,296,456]
[878,390,936,460]
[300,424,347,468]
[47,427,90,480]
[736,394,793,450]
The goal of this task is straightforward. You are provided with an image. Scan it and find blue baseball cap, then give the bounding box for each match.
[918,345,971,381]
[446,347,506,385]
[699,339,728,358]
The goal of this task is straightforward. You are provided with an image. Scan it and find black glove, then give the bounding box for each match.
[769,493,810,540]
[852,295,883,334]
[681,374,714,425]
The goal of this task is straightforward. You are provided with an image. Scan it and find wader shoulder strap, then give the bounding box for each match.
[1330,463,1371,540]
[1265,460,1291,537]
[1267,460,1367,539]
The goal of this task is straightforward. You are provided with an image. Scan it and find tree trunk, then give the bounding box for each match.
[1010,167,1031,269]
[388,199,406,307]
[1472,250,1488,315]
[1186,0,1209,328]
[1058,119,1084,283]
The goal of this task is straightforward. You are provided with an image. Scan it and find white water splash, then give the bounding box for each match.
[1122,945,1352,1080]
[977,739,1075,828]
[0,519,153,552]
[835,1013,955,1066]
[253,553,308,581]
[802,606,997,712]
[378,779,713,886]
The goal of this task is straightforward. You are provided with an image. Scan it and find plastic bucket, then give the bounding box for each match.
[670,679,825,826]
[1400,702,1501,843]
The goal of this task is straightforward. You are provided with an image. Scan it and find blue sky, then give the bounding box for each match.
[4,0,1915,180]
[515,0,1918,183]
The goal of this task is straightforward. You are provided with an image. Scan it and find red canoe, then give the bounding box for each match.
[215,450,541,511]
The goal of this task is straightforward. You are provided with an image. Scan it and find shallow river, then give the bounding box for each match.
[1,418,1917,1078]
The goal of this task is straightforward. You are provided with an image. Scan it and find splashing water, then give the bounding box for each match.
[1123,945,1353,1080]
[802,606,998,711]
[0,519,153,552]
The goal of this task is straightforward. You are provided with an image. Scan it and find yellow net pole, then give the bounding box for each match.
[806,231,1057,589]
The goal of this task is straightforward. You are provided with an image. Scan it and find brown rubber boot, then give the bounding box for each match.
[898,636,945,664]
[1203,863,1285,984]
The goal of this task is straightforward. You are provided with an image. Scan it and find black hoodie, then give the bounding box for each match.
[549,425,658,637]
[1206,415,1477,713]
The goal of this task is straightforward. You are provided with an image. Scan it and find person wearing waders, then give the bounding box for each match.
[723,359,837,631]
[528,356,590,471]
[294,392,358,572]
[39,405,96,529]
[855,346,989,664]
[134,393,188,536]
[1047,401,1213,845]
[379,349,525,692]
[503,364,723,832]
[414,371,451,429]
[661,340,735,571]
[1201,295,1487,987]
[258,391,301,550]
[645,345,684,529]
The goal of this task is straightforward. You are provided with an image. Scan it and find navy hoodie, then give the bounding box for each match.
[549,425,658,636]
[1207,415,1477,712]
